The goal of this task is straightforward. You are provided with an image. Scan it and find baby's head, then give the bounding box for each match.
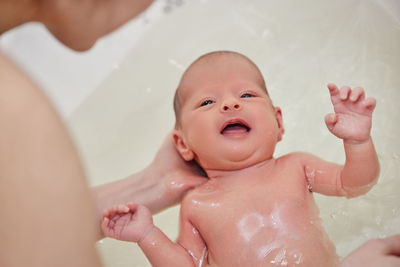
[173,51,284,171]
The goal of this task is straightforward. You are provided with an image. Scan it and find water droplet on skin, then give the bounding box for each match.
[192,227,199,235]
[270,248,287,265]
[169,180,184,189]
[210,202,220,208]
[258,242,281,259]
[292,251,304,264]
[198,247,208,267]
[187,247,208,267]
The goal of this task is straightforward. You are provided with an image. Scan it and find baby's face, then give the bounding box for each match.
[174,55,284,171]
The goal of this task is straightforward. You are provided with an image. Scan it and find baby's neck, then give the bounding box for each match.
[205,158,276,181]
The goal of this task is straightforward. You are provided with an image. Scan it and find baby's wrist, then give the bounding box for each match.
[137,224,157,245]
[343,136,371,146]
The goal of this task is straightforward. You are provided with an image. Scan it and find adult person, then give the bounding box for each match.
[0,1,398,266]
[0,1,206,266]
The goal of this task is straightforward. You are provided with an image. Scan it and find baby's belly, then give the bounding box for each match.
[201,201,338,267]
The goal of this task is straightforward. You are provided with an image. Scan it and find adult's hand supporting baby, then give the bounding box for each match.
[92,132,208,239]
[340,235,400,267]
[147,133,208,210]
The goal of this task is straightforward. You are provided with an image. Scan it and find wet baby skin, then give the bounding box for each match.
[179,157,340,267]
[101,52,379,267]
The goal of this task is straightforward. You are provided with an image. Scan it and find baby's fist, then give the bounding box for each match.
[101,203,154,242]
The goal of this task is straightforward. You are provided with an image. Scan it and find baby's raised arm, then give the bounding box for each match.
[299,84,379,197]
[101,202,204,267]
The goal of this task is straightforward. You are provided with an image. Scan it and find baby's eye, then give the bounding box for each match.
[241,93,254,98]
[200,99,214,106]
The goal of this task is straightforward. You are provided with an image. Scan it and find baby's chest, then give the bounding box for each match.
[189,174,313,235]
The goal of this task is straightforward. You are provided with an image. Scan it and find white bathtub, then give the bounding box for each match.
[1,0,400,266]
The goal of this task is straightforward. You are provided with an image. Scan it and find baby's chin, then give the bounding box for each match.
[200,153,274,173]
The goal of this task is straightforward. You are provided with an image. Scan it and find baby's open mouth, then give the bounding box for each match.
[220,120,251,135]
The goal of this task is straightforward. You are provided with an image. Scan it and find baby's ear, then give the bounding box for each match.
[275,107,285,141]
[172,130,195,161]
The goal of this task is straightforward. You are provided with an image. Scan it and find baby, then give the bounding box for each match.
[101,51,379,266]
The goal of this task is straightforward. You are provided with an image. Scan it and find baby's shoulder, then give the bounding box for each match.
[180,182,215,218]
[181,182,204,206]
[181,181,218,207]
[276,151,312,165]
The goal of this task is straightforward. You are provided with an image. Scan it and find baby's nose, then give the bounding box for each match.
[221,99,242,112]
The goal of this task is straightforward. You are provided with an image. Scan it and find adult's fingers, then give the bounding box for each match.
[381,234,400,256]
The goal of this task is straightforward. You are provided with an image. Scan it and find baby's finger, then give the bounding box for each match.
[101,217,110,229]
[105,205,124,218]
[102,209,112,219]
[117,204,130,213]
[324,113,337,130]
[349,87,365,102]
[327,83,339,96]
[339,86,351,100]
[126,202,139,211]
[108,206,118,217]
[362,97,376,111]
[111,205,127,214]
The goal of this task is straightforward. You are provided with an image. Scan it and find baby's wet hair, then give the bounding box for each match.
[173,51,268,128]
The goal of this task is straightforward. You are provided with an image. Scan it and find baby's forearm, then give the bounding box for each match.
[138,226,195,267]
[341,137,380,196]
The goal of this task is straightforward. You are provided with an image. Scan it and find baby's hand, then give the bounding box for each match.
[101,203,154,242]
[325,83,376,144]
